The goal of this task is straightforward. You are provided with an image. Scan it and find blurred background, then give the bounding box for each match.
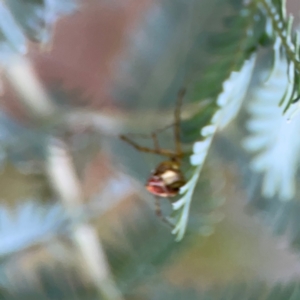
[0,0,300,299]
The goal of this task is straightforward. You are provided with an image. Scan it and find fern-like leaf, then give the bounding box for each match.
[256,0,300,115]
[243,56,300,200]
[172,55,256,241]
[171,0,267,240]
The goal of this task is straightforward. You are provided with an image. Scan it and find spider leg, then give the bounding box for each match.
[120,134,177,157]
[151,132,160,151]
[174,88,186,159]
[155,197,174,228]
[123,123,175,140]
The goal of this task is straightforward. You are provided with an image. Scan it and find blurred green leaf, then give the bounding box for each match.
[0,1,26,61]
[4,0,77,43]
[0,201,65,257]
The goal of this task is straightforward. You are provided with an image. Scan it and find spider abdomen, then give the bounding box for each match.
[145,160,186,197]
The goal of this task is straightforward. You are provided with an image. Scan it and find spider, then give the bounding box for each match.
[120,88,187,226]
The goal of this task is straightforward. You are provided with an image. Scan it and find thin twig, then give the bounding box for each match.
[46,138,124,300]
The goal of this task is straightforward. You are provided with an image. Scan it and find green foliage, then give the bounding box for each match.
[3,0,77,43]
[182,0,267,139]
[255,0,300,115]
[0,1,26,61]
[0,0,77,63]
